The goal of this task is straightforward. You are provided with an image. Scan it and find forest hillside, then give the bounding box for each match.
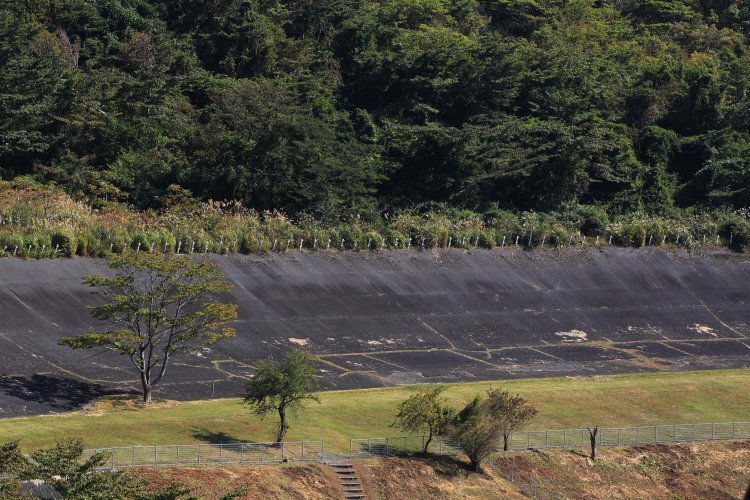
[2,1,750,239]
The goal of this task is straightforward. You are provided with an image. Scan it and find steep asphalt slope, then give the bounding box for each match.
[1,247,749,416]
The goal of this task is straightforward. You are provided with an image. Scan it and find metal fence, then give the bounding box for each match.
[84,422,750,469]
[349,422,750,458]
[348,436,459,458]
[506,422,750,451]
[84,441,323,469]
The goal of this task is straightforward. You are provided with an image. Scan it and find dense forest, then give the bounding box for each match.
[2,0,750,243]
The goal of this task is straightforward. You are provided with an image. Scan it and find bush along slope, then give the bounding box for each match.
[0,180,748,259]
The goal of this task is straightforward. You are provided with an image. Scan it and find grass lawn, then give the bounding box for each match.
[1,369,748,452]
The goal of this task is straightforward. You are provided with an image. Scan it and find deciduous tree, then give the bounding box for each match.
[59,253,237,403]
[0,439,190,499]
[393,386,455,454]
[485,389,538,451]
[243,349,321,443]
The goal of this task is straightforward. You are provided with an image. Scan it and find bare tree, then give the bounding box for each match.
[587,426,599,460]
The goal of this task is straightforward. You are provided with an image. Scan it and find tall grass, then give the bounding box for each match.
[1,179,748,259]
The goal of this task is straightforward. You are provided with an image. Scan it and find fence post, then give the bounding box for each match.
[240,443,243,463]
[422,435,425,453]
[711,423,715,440]
[112,452,115,469]
[733,422,736,439]
[404,436,407,454]
[673,424,676,442]
[198,444,201,465]
[692,424,695,441]
[545,430,548,448]
[368,438,371,455]
[563,429,566,448]
[655,426,658,443]
[617,428,620,446]
[349,440,352,458]
[527,432,530,449]
[636,427,639,445]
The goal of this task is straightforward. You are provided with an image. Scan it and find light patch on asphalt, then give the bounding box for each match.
[690,324,717,337]
[288,337,309,346]
[555,330,588,342]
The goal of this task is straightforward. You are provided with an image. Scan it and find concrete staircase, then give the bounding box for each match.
[325,458,366,499]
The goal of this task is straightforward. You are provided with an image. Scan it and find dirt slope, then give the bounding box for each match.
[132,441,750,499]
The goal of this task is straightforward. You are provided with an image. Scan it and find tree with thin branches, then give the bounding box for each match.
[485,389,538,451]
[393,386,455,454]
[243,350,321,443]
[59,253,237,403]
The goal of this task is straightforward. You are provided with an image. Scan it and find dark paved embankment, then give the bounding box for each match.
[1,247,749,416]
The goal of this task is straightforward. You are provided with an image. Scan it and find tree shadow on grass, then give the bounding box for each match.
[190,428,248,444]
[0,374,134,412]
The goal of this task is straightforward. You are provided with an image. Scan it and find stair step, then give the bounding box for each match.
[344,489,363,493]
[330,464,353,468]
[341,483,360,486]
[336,471,356,475]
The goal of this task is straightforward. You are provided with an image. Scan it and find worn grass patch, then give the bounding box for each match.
[0,369,748,452]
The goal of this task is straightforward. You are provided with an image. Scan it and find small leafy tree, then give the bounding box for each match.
[392,386,455,454]
[59,253,238,403]
[0,439,190,499]
[485,389,538,451]
[446,396,497,472]
[243,349,321,443]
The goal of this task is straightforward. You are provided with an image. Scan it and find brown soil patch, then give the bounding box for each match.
[130,463,340,499]
[132,441,750,499]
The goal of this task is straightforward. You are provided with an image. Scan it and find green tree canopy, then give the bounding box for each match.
[59,253,237,403]
[243,349,321,443]
[392,386,456,454]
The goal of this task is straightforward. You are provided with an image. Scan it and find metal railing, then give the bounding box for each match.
[84,422,750,469]
[507,422,750,451]
[84,441,323,469]
[349,422,750,458]
[348,436,459,458]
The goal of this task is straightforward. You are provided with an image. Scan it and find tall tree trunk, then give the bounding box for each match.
[503,432,510,452]
[587,426,598,460]
[276,406,288,443]
[140,372,152,403]
[423,429,433,454]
